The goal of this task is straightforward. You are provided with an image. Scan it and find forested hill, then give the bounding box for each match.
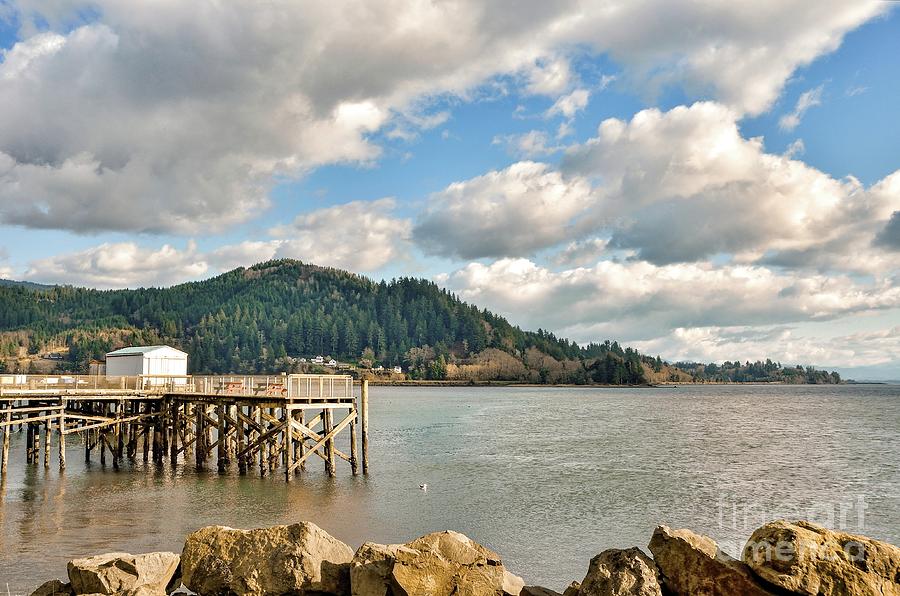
[0,259,660,384]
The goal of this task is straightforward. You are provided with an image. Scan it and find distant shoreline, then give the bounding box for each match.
[366,379,848,388]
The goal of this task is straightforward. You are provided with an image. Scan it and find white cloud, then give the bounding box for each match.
[492,130,561,158]
[779,85,824,131]
[419,101,900,271]
[17,199,412,286]
[562,101,900,272]
[783,138,806,158]
[414,161,594,259]
[525,57,572,96]
[553,238,609,267]
[439,258,900,365]
[0,0,885,234]
[271,198,412,272]
[206,241,280,272]
[546,88,590,119]
[631,323,900,372]
[23,241,209,288]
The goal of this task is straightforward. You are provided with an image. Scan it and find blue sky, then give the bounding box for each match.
[0,1,898,377]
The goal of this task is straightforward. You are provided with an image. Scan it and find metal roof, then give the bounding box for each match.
[106,345,187,357]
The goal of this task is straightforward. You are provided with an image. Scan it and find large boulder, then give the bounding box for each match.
[572,548,661,596]
[648,526,775,596]
[742,520,900,596]
[66,552,180,596]
[181,522,353,595]
[349,531,524,596]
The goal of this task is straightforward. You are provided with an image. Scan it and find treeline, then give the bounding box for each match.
[675,359,841,384]
[0,260,653,384]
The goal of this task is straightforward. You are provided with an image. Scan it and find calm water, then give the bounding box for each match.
[1,384,898,593]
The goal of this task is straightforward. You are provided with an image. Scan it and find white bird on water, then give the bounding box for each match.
[419,483,427,491]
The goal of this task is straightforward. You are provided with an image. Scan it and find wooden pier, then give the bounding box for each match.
[0,374,370,481]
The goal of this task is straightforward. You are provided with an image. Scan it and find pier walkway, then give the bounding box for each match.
[0,374,370,481]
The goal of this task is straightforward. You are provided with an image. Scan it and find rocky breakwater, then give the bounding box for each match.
[30,519,899,596]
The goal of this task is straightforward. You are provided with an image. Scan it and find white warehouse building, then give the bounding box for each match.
[105,346,189,380]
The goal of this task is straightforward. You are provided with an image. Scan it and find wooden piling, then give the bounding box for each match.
[58,400,66,470]
[324,408,336,478]
[170,401,179,465]
[349,406,359,475]
[293,409,304,473]
[2,404,10,474]
[284,407,293,482]
[195,404,205,469]
[237,405,246,474]
[257,407,265,477]
[217,402,226,474]
[361,379,369,474]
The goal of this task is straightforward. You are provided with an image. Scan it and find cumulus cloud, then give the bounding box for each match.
[492,130,561,158]
[561,101,900,271]
[206,241,280,272]
[779,85,824,131]
[439,258,900,349]
[0,246,10,279]
[0,0,885,234]
[271,198,412,272]
[553,238,609,267]
[414,161,594,259]
[546,88,590,119]
[525,57,572,96]
[417,101,900,271]
[23,241,209,288]
[18,199,411,286]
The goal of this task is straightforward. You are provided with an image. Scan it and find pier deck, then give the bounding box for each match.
[0,374,370,480]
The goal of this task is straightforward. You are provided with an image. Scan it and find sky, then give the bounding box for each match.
[0,1,898,378]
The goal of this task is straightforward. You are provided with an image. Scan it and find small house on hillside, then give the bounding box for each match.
[105,346,188,382]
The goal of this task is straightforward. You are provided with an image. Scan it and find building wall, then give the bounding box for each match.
[106,354,144,377]
[106,347,188,382]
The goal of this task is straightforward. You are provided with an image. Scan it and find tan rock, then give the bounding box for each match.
[29,579,74,596]
[66,552,179,596]
[743,520,900,596]
[350,531,523,596]
[647,526,775,596]
[350,542,414,596]
[573,548,661,596]
[181,522,353,595]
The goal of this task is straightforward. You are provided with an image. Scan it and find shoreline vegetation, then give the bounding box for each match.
[0,259,841,387]
[366,379,848,387]
[30,519,900,596]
